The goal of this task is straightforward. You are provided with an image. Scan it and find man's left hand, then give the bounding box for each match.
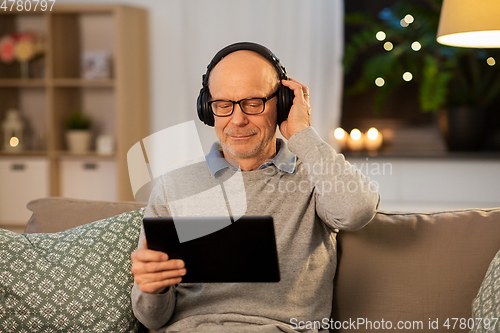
[279,78,311,140]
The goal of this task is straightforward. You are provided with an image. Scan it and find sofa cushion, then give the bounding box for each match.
[470,249,500,333]
[0,208,145,332]
[332,208,500,332]
[25,197,146,233]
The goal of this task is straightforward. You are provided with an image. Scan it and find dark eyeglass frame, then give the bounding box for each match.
[208,90,278,117]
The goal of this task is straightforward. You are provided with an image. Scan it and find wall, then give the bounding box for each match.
[349,156,500,212]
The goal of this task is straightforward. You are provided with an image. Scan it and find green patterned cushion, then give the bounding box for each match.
[471,249,500,333]
[0,208,145,333]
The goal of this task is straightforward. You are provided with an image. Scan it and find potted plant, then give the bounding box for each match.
[65,111,92,153]
[344,0,500,150]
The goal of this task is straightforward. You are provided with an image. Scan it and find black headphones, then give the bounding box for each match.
[197,42,294,127]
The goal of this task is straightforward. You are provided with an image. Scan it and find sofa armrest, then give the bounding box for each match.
[25,197,146,233]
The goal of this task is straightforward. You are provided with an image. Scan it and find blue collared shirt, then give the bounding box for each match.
[205,138,297,176]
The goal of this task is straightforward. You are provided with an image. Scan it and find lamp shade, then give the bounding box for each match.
[437,0,500,48]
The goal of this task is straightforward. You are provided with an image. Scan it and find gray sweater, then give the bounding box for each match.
[131,127,379,333]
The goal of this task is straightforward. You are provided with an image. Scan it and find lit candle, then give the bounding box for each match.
[330,127,348,150]
[365,127,383,151]
[347,128,364,151]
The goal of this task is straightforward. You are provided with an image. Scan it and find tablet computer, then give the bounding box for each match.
[142,216,280,283]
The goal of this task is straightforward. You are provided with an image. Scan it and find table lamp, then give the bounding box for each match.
[2,109,24,152]
[437,0,500,48]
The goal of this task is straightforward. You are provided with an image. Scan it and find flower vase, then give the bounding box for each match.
[20,61,29,79]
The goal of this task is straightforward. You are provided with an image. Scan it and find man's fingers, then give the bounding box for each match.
[138,278,183,294]
[132,259,185,275]
[134,267,186,294]
[289,77,309,91]
[131,243,186,294]
[283,78,310,100]
[282,78,303,97]
[134,268,187,285]
[131,247,170,263]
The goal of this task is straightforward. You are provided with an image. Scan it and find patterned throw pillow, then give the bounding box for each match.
[471,249,500,333]
[0,208,145,333]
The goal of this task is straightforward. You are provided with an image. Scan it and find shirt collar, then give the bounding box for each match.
[205,138,296,176]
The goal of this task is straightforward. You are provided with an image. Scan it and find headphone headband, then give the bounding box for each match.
[201,42,288,88]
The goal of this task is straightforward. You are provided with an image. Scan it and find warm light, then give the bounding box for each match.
[334,127,345,140]
[331,127,348,150]
[438,31,500,48]
[384,42,393,51]
[375,77,385,87]
[365,128,383,151]
[367,128,379,140]
[403,72,413,81]
[347,129,364,151]
[9,136,19,147]
[400,19,409,28]
[437,0,500,48]
[350,129,362,141]
[411,41,422,51]
[487,57,496,66]
[404,14,414,24]
[376,31,386,41]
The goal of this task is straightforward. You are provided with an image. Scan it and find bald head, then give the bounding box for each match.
[208,50,279,101]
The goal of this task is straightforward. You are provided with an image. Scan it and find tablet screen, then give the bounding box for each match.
[142,216,280,283]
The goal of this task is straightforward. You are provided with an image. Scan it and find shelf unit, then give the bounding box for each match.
[0,5,149,226]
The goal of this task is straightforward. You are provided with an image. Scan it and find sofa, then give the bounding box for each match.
[1,197,499,332]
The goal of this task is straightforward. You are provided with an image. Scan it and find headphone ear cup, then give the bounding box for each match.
[277,84,294,124]
[197,87,215,126]
[196,89,205,123]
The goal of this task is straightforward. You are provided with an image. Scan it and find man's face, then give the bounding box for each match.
[209,50,279,164]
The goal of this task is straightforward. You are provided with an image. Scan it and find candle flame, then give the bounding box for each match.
[367,128,379,140]
[350,129,362,141]
[334,127,345,140]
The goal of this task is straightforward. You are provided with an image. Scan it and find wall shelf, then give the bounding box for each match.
[0,4,149,226]
[0,79,47,87]
[0,150,47,156]
[52,79,115,87]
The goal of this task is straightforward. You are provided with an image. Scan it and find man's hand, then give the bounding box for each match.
[279,78,311,140]
[131,239,186,294]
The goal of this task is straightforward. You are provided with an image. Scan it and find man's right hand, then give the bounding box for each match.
[131,239,186,294]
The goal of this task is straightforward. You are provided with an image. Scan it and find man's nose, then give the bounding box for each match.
[230,104,249,126]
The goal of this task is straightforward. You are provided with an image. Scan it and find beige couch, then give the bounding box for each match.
[23,198,500,333]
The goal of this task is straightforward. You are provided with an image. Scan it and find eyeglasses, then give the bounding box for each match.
[209,90,278,117]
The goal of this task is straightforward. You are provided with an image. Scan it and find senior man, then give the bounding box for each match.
[131,42,379,333]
